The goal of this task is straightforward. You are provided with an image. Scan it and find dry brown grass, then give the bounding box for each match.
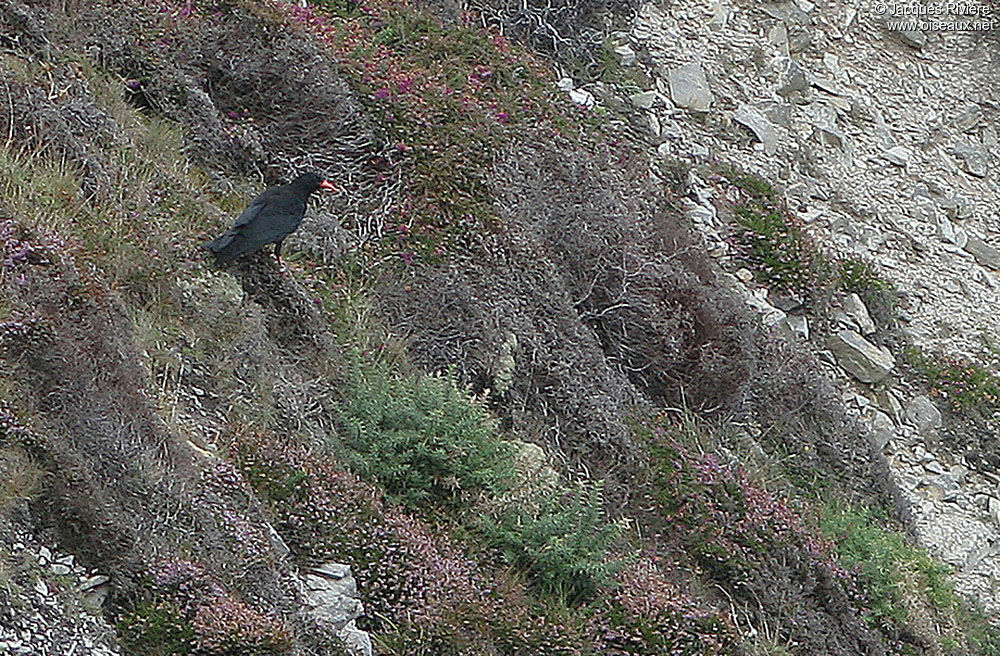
[0,446,40,515]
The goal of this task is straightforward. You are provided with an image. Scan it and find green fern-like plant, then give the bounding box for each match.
[338,359,513,511]
[479,480,622,603]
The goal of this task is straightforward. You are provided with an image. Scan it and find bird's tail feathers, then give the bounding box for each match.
[206,231,245,264]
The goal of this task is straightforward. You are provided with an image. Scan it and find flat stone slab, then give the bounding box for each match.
[905,394,942,434]
[828,329,895,383]
[964,235,1000,270]
[734,105,778,155]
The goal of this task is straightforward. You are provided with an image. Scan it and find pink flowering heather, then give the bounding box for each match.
[909,349,1000,411]
[229,431,565,651]
[642,417,847,585]
[196,460,275,564]
[138,559,291,656]
[275,0,572,256]
[588,556,740,655]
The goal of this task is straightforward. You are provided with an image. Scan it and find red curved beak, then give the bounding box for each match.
[320,180,337,192]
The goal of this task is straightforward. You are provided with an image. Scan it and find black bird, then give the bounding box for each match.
[206,172,337,264]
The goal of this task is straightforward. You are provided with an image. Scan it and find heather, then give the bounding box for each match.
[717,166,895,306]
[287,0,573,257]
[906,347,1000,413]
[119,560,292,656]
[228,429,734,654]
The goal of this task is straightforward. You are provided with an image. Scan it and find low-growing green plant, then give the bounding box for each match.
[641,416,806,586]
[338,358,514,510]
[907,347,1000,412]
[732,204,819,293]
[478,480,622,603]
[119,601,196,656]
[820,503,920,626]
[244,460,309,504]
[720,168,896,305]
[720,169,824,295]
[728,169,779,201]
[589,556,741,655]
[232,432,562,653]
[567,38,650,89]
[837,258,894,295]
[821,502,1000,653]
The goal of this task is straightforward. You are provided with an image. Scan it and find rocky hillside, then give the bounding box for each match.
[1,0,999,655]
[610,0,1000,619]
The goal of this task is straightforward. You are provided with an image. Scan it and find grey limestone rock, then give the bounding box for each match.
[301,563,373,656]
[828,330,895,383]
[667,62,713,111]
[964,235,1000,270]
[734,105,778,155]
[905,395,942,435]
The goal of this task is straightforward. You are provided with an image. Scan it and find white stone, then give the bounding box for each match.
[568,89,595,108]
[733,105,779,155]
[779,314,809,340]
[613,44,636,66]
[629,90,658,109]
[843,293,876,335]
[882,146,910,166]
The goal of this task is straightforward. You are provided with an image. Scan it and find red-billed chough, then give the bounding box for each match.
[206,172,337,264]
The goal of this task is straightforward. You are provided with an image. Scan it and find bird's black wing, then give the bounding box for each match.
[207,183,309,262]
[231,187,277,229]
[206,188,280,261]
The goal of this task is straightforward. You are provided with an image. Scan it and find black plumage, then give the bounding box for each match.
[206,172,336,264]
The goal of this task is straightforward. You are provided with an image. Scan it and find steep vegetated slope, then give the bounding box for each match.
[0,0,998,655]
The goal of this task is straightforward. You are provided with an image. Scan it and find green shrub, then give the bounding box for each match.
[820,503,916,626]
[822,502,1000,653]
[907,347,1000,412]
[722,169,824,295]
[836,259,894,295]
[338,360,513,510]
[478,480,622,603]
[118,601,195,656]
[642,417,803,584]
[721,168,896,305]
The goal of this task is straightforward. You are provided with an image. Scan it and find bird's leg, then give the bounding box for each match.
[274,240,283,263]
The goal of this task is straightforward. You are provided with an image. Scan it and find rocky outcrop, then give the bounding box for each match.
[616,0,1000,619]
[964,235,1000,270]
[300,563,372,656]
[667,61,714,111]
[904,395,942,436]
[0,527,120,656]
